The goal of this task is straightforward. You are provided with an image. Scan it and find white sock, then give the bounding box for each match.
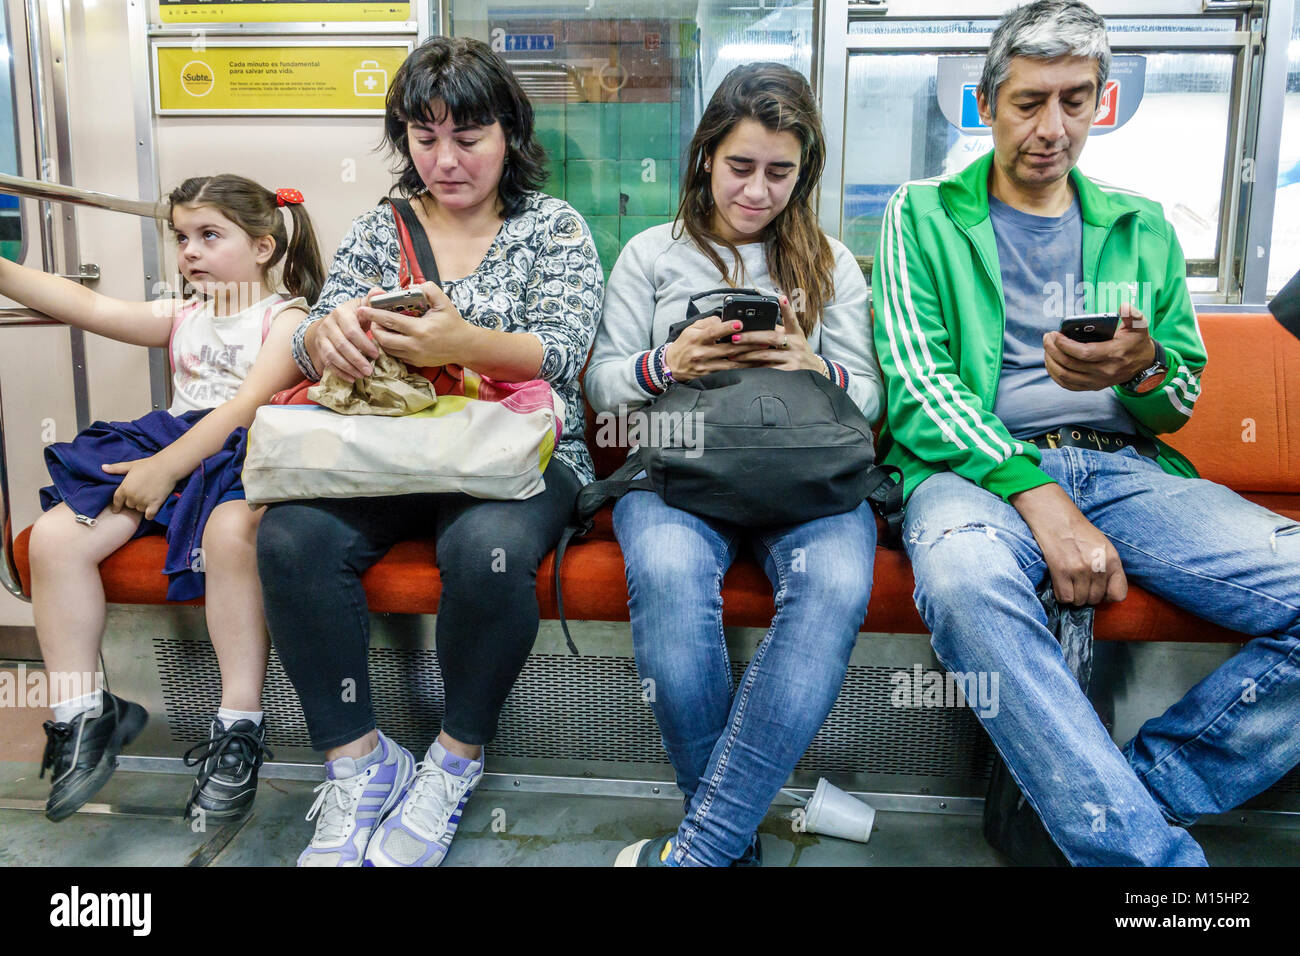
[217,707,263,729]
[53,690,102,725]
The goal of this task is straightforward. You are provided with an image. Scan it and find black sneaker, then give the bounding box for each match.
[732,834,763,867]
[182,717,273,823]
[40,692,148,822]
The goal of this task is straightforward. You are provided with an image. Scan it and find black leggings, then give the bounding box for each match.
[256,461,580,750]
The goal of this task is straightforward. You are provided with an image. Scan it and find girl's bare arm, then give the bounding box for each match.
[0,256,176,347]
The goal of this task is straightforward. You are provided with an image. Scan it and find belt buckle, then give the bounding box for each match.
[1044,430,1060,449]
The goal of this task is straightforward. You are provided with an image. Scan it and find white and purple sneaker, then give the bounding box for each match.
[297,730,414,867]
[362,740,483,867]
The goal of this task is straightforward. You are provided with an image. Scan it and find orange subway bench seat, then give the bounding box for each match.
[11,313,1298,645]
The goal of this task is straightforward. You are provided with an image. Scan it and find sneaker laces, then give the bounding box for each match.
[182,724,274,781]
[39,721,73,779]
[402,760,472,837]
[304,772,369,845]
[181,723,274,819]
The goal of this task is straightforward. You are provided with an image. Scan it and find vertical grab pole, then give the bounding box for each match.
[25,0,91,433]
[1241,0,1293,303]
[127,0,170,412]
[0,354,26,600]
[817,0,850,241]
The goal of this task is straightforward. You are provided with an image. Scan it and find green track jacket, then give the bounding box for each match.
[871,151,1207,503]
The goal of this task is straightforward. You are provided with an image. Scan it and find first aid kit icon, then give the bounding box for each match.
[355,61,387,97]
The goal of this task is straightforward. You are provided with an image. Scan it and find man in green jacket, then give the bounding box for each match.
[873,0,1300,865]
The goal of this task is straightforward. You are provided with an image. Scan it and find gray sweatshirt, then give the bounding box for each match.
[585,223,884,423]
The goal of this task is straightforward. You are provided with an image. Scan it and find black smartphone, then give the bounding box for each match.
[722,293,780,333]
[369,288,430,317]
[667,291,783,344]
[1059,313,1119,343]
[712,293,781,342]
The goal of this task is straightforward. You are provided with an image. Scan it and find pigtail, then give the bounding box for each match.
[282,203,325,305]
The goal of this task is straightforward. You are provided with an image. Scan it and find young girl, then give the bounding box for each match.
[9,174,324,824]
[586,63,885,866]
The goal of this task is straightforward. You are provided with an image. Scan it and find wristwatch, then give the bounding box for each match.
[1121,339,1169,395]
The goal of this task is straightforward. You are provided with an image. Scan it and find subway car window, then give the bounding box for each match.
[847,16,1240,35]
[841,28,1235,293]
[0,6,21,262]
[448,0,813,276]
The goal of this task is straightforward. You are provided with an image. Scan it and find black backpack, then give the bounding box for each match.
[553,366,901,654]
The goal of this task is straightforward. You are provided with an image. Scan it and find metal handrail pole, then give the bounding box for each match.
[0,171,167,221]
[0,308,65,328]
[0,377,18,599]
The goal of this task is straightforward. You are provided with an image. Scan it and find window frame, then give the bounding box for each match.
[0,0,29,267]
[816,0,1282,305]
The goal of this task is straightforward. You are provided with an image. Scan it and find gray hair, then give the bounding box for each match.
[978,1,1111,118]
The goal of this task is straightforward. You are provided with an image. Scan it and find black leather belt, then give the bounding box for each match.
[1025,425,1159,459]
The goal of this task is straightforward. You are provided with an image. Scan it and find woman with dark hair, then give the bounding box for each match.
[586,62,885,866]
[257,36,602,867]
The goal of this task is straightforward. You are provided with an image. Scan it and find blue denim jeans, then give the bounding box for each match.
[904,447,1300,866]
[613,492,877,866]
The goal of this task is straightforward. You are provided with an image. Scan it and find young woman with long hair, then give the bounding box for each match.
[585,62,885,866]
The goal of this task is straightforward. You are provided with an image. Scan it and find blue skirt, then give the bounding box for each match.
[40,408,249,601]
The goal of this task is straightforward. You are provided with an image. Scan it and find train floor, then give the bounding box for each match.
[0,761,1296,866]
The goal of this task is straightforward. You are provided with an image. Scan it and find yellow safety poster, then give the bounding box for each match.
[154,44,410,114]
[158,1,412,23]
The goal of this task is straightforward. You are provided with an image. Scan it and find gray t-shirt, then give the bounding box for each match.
[989,193,1135,438]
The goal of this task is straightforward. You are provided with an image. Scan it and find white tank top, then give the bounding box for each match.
[168,293,307,415]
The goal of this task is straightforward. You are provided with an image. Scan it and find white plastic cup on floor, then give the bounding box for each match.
[802,778,876,843]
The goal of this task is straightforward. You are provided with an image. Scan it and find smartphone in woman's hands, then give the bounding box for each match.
[369,288,430,317]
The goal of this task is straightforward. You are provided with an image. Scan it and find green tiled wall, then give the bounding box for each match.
[587,216,621,274]
[620,216,672,242]
[619,103,674,159]
[566,159,621,217]
[564,103,620,161]
[542,160,565,198]
[533,100,682,276]
[619,159,672,216]
[534,103,566,162]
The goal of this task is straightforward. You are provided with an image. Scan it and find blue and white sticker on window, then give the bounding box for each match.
[938,56,1144,136]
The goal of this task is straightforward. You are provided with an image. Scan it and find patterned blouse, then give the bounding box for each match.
[291,191,603,485]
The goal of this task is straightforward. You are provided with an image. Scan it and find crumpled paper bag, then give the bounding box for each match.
[307,346,436,416]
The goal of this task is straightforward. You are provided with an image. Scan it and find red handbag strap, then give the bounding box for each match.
[382,197,450,384]
[388,199,423,288]
[384,197,441,289]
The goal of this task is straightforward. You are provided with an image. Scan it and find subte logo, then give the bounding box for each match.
[49,886,152,936]
[180,60,214,98]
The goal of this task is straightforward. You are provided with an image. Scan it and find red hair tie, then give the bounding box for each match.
[276,188,304,206]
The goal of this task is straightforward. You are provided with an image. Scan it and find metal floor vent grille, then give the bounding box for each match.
[153,635,1300,795]
[794,664,994,778]
[155,637,993,779]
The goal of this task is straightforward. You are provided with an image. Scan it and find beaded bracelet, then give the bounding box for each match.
[660,344,676,385]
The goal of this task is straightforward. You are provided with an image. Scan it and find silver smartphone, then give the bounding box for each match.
[369,288,430,317]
